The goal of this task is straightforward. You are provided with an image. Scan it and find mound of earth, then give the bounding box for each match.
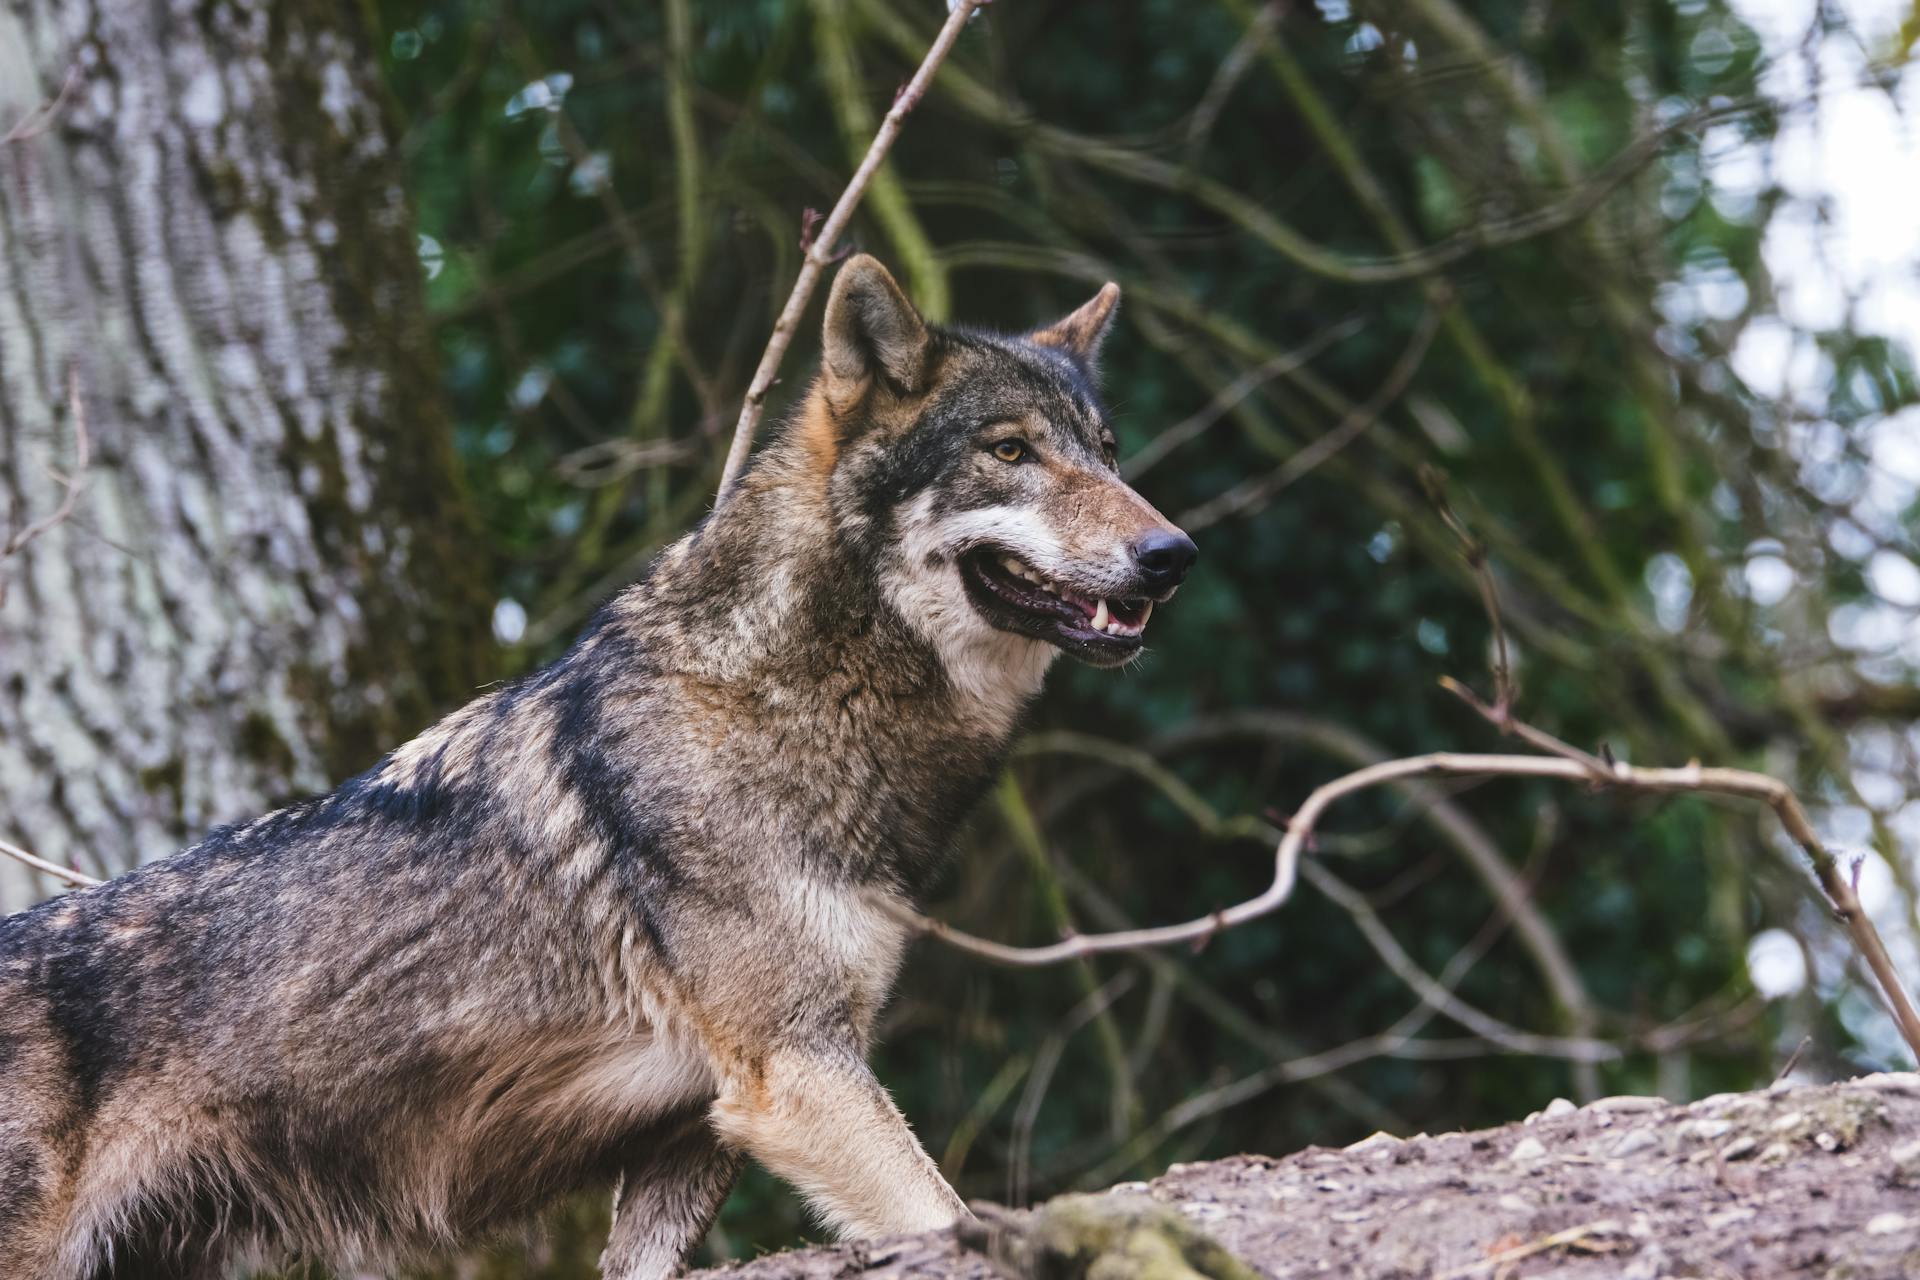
[692,1072,1920,1278]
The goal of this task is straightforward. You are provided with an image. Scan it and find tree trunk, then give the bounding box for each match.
[0,0,489,905]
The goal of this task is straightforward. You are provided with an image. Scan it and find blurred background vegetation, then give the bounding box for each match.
[10,0,1919,1273]
[362,0,1920,1271]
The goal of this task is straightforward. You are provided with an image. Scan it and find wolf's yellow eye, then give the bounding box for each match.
[991,440,1028,464]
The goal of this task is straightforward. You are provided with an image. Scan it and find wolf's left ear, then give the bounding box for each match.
[1028,282,1121,365]
[822,254,930,394]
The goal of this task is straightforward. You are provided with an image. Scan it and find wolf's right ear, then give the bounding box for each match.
[822,255,930,395]
[1028,282,1120,366]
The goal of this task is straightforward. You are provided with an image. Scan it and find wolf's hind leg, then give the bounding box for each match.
[598,1112,742,1280]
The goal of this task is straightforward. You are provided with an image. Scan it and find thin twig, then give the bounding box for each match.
[1183,0,1282,162]
[0,836,101,889]
[1008,971,1135,1208]
[1440,677,1615,776]
[1420,465,1516,708]
[1422,467,1629,774]
[2,66,80,145]
[1437,1220,1628,1279]
[1301,860,1618,1062]
[1773,1033,1813,1084]
[715,0,990,499]
[1122,317,1364,481]
[2,366,93,607]
[1179,303,1444,530]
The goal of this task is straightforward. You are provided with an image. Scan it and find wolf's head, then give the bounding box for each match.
[792,255,1194,690]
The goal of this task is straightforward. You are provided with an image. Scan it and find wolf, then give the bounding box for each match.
[0,255,1195,1280]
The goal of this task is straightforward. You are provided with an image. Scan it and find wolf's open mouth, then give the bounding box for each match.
[960,548,1152,663]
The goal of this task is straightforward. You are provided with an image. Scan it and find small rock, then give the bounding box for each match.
[1757,1141,1794,1165]
[1889,1136,1920,1182]
[1814,1130,1839,1152]
[1330,1209,1372,1224]
[1866,1213,1914,1235]
[1694,1092,1742,1110]
[1587,1094,1667,1113]
[1508,1137,1548,1163]
[1852,1071,1920,1095]
[1682,1118,1733,1141]
[1108,1182,1150,1195]
[1611,1128,1659,1158]
[1343,1131,1401,1156]
[1313,1179,1345,1193]
[1543,1097,1578,1119]
[1769,1111,1805,1132]
[1496,1194,1531,1213]
[1705,1207,1756,1229]
[1719,1136,1759,1161]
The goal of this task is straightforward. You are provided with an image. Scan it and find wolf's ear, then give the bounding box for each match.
[822,255,930,394]
[1028,282,1120,365]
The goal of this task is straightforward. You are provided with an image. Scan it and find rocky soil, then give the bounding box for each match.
[692,1073,1920,1279]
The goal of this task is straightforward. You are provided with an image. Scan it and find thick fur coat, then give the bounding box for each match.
[0,256,1194,1280]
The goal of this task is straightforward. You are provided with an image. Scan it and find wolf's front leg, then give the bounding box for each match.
[599,1112,743,1280]
[710,1044,969,1239]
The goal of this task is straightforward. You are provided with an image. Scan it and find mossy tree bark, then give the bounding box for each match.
[0,0,490,905]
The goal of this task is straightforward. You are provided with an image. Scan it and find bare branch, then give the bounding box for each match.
[1183,0,1282,162]
[1299,860,1617,1062]
[1179,303,1444,531]
[715,0,990,500]
[2,66,79,145]
[1,366,93,607]
[1122,317,1364,481]
[0,835,102,889]
[889,747,1920,1063]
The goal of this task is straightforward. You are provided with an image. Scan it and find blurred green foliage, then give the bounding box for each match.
[365,0,1919,1271]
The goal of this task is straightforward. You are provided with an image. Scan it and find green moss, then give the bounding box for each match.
[238,710,296,776]
[973,1195,1261,1280]
[220,0,496,786]
[136,757,186,823]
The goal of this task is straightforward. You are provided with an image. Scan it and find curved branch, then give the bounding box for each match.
[889,748,1920,1065]
[716,0,988,499]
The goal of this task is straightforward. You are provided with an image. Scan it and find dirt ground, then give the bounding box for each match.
[691,1073,1920,1279]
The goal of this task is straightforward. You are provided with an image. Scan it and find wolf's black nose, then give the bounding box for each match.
[1133,529,1197,588]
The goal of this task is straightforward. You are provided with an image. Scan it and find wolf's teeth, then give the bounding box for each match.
[1091,599,1110,631]
[1140,601,1153,626]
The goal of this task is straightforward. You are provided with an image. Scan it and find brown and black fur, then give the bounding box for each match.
[0,257,1194,1280]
